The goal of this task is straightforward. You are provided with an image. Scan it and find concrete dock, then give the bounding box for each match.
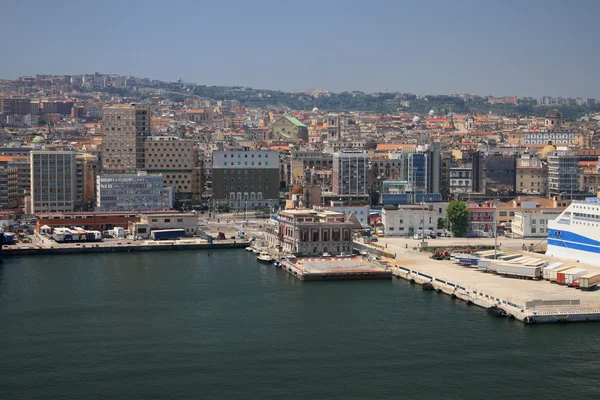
[385,245,600,324]
[1,239,250,257]
[281,257,391,281]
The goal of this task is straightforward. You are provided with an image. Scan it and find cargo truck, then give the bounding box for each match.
[549,265,573,282]
[150,229,186,241]
[542,262,564,280]
[493,263,542,280]
[563,268,588,286]
[578,271,600,291]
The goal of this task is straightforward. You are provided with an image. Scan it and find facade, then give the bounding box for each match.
[129,213,198,238]
[0,97,32,115]
[101,103,152,173]
[7,155,31,210]
[30,151,77,213]
[517,164,548,196]
[96,172,173,211]
[267,209,353,256]
[320,201,370,227]
[76,153,100,209]
[484,152,517,195]
[144,136,202,205]
[507,131,588,147]
[271,116,309,142]
[0,167,8,210]
[332,151,368,195]
[467,204,496,237]
[382,202,448,237]
[512,209,563,238]
[548,153,581,198]
[449,167,472,195]
[34,210,182,233]
[212,150,279,209]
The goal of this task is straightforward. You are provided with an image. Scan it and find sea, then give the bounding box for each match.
[1,250,600,400]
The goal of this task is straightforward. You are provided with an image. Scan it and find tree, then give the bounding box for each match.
[437,217,448,230]
[216,203,230,213]
[447,201,469,237]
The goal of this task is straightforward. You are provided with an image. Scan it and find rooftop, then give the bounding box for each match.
[284,115,307,128]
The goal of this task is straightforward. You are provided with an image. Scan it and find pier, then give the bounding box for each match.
[386,248,600,324]
[1,239,250,257]
[280,257,391,281]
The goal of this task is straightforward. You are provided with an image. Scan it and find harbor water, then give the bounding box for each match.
[1,250,600,399]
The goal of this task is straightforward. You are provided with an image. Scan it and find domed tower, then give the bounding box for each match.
[541,140,557,161]
[545,108,562,129]
[465,115,475,130]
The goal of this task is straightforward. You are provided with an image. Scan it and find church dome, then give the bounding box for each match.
[545,108,562,119]
[412,116,420,123]
[428,109,435,116]
[291,183,304,195]
[541,140,557,161]
[32,136,45,144]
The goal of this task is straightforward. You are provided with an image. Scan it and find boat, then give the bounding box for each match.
[252,248,261,254]
[272,260,281,267]
[257,252,274,263]
[547,197,600,266]
[245,247,253,252]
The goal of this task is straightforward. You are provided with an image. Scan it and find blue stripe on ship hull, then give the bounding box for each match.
[548,228,600,254]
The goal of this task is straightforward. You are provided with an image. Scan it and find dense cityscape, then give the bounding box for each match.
[5,0,600,398]
[0,72,599,242]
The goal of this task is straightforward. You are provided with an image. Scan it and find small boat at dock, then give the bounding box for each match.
[257,252,274,263]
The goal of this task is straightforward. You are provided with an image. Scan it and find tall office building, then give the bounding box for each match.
[96,172,173,211]
[332,151,368,195]
[101,103,151,173]
[30,151,77,213]
[144,136,202,207]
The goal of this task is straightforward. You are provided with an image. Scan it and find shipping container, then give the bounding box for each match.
[563,268,588,286]
[542,262,564,280]
[150,229,186,240]
[549,265,573,282]
[3,232,16,245]
[578,271,600,290]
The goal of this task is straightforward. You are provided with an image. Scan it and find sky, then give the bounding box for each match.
[1,0,599,97]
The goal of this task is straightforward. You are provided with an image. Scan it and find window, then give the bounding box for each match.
[164,219,170,223]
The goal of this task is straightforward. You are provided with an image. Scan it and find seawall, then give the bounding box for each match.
[1,240,251,257]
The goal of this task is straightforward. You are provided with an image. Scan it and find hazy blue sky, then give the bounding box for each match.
[1,0,598,97]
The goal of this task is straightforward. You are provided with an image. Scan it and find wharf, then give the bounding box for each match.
[281,257,391,281]
[1,239,250,257]
[387,249,600,324]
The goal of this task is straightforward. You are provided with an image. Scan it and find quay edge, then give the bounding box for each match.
[1,240,251,257]
[390,266,600,324]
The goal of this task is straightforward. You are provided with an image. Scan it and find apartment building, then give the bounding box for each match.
[332,151,368,195]
[512,209,563,238]
[30,151,77,213]
[548,153,581,198]
[101,103,151,173]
